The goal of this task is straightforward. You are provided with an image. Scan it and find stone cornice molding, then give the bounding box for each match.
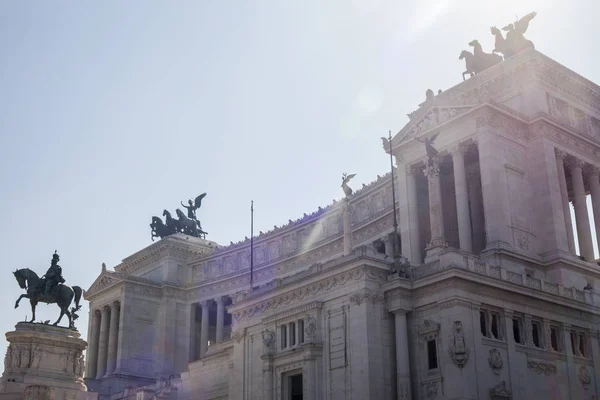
[231,266,385,322]
[531,118,600,160]
[261,301,322,325]
[115,235,214,276]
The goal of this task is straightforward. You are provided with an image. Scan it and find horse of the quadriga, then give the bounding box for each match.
[13,268,83,329]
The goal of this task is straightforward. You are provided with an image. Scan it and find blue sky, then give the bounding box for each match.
[1,1,598,359]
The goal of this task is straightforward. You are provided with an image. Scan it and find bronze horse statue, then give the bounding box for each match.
[13,268,83,329]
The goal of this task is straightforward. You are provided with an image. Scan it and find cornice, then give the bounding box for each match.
[230,265,386,322]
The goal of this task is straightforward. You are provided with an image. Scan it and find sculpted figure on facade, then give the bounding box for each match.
[488,348,503,375]
[11,346,20,368]
[21,346,30,368]
[304,314,317,339]
[449,321,469,368]
[261,328,276,352]
[31,346,42,369]
[4,346,12,370]
[341,173,356,197]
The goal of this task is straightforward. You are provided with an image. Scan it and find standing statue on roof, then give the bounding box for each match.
[490,12,537,59]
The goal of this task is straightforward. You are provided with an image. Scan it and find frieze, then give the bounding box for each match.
[527,360,557,375]
[232,267,366,321]
[262,301,322,324]
[475,109,529,142]
[349,292,384,306]
[438,298,473,310]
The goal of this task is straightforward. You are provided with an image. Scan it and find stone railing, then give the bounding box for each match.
[191,174,394,284]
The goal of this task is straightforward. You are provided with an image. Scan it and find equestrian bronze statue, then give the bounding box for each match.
[13,251,83,329]
[150,192,208,241]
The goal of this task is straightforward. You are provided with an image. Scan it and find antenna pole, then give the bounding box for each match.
[250,201,254,290]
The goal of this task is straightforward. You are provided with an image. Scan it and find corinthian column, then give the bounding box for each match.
[425,159,447,260]
[200,300,210,357]
[95,306,110,379]
[85,309,100,379]
[570,159,595,261]
[452,144,473,253]
[556,150,576,254]
[216,297,224,343]
[105,301,120,376]
[586,165,600,254]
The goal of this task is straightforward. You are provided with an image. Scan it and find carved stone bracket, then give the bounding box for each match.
[231,329,246,344]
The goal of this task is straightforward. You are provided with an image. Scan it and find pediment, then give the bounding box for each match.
[394,105,473,147]
[85,271,123,298]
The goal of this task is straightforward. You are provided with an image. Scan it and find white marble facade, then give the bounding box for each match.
[84,48,600,399]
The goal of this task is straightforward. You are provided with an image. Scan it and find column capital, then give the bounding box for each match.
[200,299,212,308]
[111,300,120,310]
[450,142,470,157]
[424,161,441,178]
[214,296,225,305]
[584,164,600,177]
[406,163,423,176]
[102,305,111,313]
[555,149,569,161]
[94,308,102,316]
[566,157,586,170]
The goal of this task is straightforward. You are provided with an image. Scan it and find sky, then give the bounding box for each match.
[1,0,599,362]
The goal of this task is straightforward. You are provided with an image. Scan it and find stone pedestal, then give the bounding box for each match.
[0,322,98,400]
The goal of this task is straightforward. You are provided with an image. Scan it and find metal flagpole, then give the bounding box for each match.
[388,130,403,274]
[250,200,254,290]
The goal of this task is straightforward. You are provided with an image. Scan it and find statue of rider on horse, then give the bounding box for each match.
[13,251,83,329]
[150,192,208,241]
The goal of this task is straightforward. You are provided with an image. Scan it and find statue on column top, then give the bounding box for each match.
[341,173,356,197]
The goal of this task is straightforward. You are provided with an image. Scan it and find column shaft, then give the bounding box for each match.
[571,161,595,261]
[452,146,473,253]
[85,310,100,379]
[200,300,210,357]
[95,307,110,379]
[216,297,224,343]
[587,167,600,253]
[556,152,576,254]
[343,200,352,255]
[105,302,120,376]
[394,311,412,400]
[407,169,422,264]
[189,303,198,361]
[425,160,446,260]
